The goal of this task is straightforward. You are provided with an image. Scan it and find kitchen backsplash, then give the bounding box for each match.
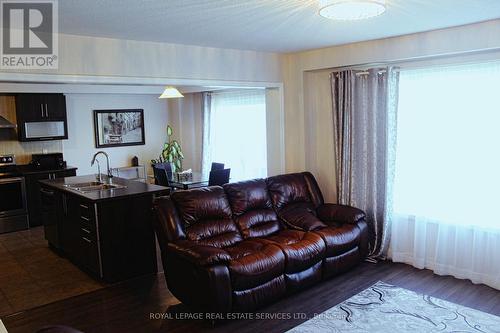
[0,96,62,164]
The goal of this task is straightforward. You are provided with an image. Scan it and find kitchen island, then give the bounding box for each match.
[39,175,169,283]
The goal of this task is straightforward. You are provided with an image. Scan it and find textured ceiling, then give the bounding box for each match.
[58,0,500,53]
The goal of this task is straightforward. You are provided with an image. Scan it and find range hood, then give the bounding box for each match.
[0,116,16,129]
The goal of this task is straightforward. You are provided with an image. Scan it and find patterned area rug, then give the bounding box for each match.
[288,281,500,333]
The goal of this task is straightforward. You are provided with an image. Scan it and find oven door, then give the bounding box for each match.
[0,177,27,217]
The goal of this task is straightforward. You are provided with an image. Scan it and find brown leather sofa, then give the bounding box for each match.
[153,172,369,314]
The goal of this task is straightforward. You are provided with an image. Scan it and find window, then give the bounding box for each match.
[393,62,500,228]
[202,90,267,181]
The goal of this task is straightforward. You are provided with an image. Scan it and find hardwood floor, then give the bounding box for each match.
[0,227,106,317]
[2,261,500,333]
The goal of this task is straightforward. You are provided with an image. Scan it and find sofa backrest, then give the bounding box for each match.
[223,179,282,239]
[266,172,324,211]
[170,186,242,248]
[155,172,327,246]
[154,196,186,243]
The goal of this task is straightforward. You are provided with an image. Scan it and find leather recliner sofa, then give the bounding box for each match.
[153,172,369,314]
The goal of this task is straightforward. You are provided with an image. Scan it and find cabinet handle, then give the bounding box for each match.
[45,103,49,117]
[80,216,90,221]
[81,228,91,234]
[40,104,44,117]
[79,203,89,209]
[40,188,54,196]
[82,237,92,243]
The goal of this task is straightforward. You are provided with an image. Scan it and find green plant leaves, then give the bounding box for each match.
[159,124,184,172]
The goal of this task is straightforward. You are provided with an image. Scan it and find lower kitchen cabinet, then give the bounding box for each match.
[61,195,101,276]
[40,184,157,282]
[40,186,64,249]
[25,168,77,227]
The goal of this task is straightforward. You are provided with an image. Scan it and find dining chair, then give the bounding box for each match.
[152,162,173,188]
[211,162,225,171]
[208,168,231,186]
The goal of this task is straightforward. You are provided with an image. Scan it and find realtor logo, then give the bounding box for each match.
[1,0,58,69]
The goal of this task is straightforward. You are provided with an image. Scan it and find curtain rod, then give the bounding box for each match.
[353,69,400,76]
[320,47,500,74]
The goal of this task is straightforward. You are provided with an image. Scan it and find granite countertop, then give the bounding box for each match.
[17,165,78,175]
[39,174,169,202]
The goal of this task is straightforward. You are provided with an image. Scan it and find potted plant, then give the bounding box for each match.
[151,125,184,172]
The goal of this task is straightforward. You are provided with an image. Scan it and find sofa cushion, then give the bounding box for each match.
[261,229,325,273]
[266,173,313,210]
[266,172,328,231]
[224,179,282,238]
[224,179,272,215]
[313,224,361,257]
[171,187,242,248]
[225,240,285,291]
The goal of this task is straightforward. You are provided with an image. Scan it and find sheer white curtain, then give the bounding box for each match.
[389,62,500,289]
[201,89,267,181]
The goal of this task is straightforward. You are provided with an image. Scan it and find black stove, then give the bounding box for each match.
[0,154,29,234]
[0,154,21,178]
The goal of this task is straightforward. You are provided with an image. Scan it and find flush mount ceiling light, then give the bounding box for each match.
[319,0,386,20]
[159,86,184,98]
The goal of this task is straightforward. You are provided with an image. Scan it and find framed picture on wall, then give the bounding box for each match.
[93,109,145,148]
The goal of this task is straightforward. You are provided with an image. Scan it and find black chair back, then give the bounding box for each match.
[208,168,231,186]
[211,162,225,171]
[152,162,172,187]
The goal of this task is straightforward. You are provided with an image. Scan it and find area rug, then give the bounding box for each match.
[287,281,500,332]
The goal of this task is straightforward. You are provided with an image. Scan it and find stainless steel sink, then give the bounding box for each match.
[64,182,127,193]
[64,181,103,188]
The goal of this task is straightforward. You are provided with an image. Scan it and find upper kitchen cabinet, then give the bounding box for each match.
[15,93,68,141]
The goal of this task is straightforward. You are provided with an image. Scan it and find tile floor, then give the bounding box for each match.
[0,227,106,317]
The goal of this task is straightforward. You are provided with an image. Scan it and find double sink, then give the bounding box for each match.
[63,181,126,193]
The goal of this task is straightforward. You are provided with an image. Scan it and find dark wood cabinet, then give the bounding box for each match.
[26,168,77,227]
[15,93,68,141]
[43,94,67,120]
[40,186,63,249]
[40,184,157,282]
[40,187,100,275]
[62,196,100,275]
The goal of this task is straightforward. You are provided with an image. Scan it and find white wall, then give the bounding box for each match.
[0,33,283,84]
[283,19,500,200]
[63,94,168,175]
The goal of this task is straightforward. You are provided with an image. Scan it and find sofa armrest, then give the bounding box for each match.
[167,240,232,266]
[317,204,366,225]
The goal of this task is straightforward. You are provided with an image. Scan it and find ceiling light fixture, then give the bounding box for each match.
[319,0,386,20]
[159,86,184,98]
